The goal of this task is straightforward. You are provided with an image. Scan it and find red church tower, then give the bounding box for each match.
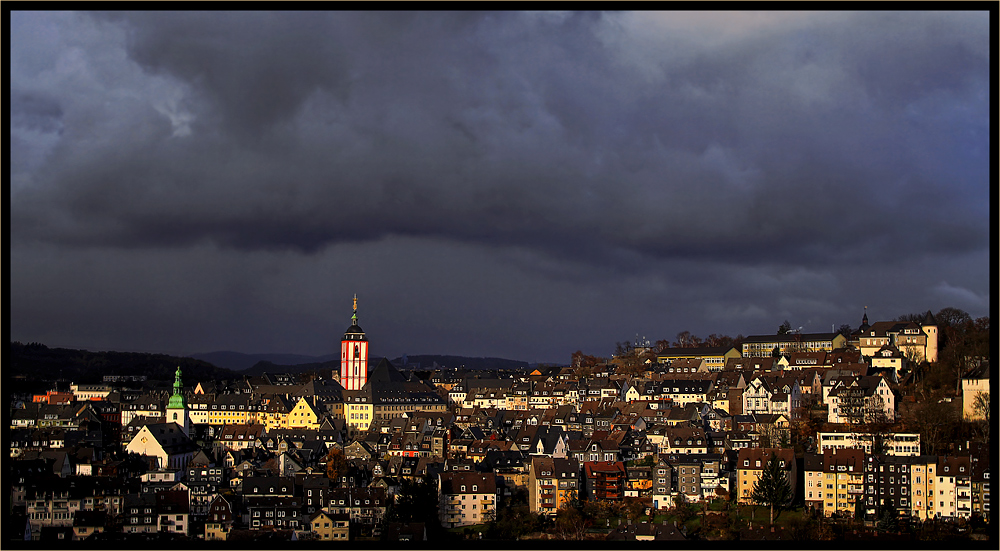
[340,294,369,391]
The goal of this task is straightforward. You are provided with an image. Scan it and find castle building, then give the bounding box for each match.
[856,310,939,364]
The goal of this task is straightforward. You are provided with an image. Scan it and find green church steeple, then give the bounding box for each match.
[167,366,187,409]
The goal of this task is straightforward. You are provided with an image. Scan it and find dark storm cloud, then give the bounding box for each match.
[11,90,65,133]
[9,11,990,360]
[12,10,987,272]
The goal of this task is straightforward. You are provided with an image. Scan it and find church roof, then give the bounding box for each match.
[367,358,408,385]
[343,323,367,340]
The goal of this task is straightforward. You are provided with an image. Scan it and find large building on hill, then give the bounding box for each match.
[741,332,847,358]
[850,309,939,363]
[856,310,939,363]
[655,346,741,372]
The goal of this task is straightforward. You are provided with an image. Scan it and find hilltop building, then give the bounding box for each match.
[854,310,938,363]
[741,332,847,358]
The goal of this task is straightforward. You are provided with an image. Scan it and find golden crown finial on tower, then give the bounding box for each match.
[353,294,358,312]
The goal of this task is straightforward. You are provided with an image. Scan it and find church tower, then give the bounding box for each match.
[166,366,190,436]
[340,294,369,391]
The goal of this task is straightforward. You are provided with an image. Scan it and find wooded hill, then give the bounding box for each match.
[7,341,240,387]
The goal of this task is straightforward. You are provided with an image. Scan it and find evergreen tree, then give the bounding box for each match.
[750,452,792,525]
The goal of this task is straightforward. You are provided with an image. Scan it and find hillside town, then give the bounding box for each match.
[7,302,992,543]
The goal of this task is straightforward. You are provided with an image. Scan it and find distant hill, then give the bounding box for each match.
[240,357,381,377]
[390,355,530,371]
[7,341,241,386]
[188,351,338,371]
[231,354,531,375]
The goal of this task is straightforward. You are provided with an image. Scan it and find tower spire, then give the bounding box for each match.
[341,294,369,391]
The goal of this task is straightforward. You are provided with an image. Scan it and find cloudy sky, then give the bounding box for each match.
[10,11,991,364]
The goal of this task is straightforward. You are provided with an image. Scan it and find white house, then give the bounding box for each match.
[125,423,196,470]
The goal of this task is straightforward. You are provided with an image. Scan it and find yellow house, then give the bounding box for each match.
[308,510,349,541]
[528,457,580,516]
[819,448,864,516]
[345,392,374,434]
[207,394,256,426]
[735,448,796,505]
[803,453,825,512]
[288,397,323,429]
[910,457,937,520]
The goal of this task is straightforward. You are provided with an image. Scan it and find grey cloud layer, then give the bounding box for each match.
[11,11,989,267]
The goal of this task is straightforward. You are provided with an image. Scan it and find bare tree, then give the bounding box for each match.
[972,391,990,441]
[901,396,957,455]
[672,331,703,348]
[553,506,590,540]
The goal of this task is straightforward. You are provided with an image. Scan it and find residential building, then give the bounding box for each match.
[528,457,580,516]
[156,489,190,535]
[820,448,865,517]
[308,510,350,541]
[909,455,938,521]
[204,494,234,541]
[863,455,913,520]
[803,453,825,513]
[437,471,497,528]
[736,448,797,506]
[857,312,938,363]
[827,375,896,424]
[651,456,674,510]
[817,431,921,456]
[583,461,627,502]
[742,375,802,418]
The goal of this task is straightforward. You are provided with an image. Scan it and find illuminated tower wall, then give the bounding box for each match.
[340,295,369,391]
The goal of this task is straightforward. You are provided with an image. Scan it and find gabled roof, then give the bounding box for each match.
[367,358,408,385]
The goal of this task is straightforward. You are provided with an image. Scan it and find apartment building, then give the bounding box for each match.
[528,457,580,516]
